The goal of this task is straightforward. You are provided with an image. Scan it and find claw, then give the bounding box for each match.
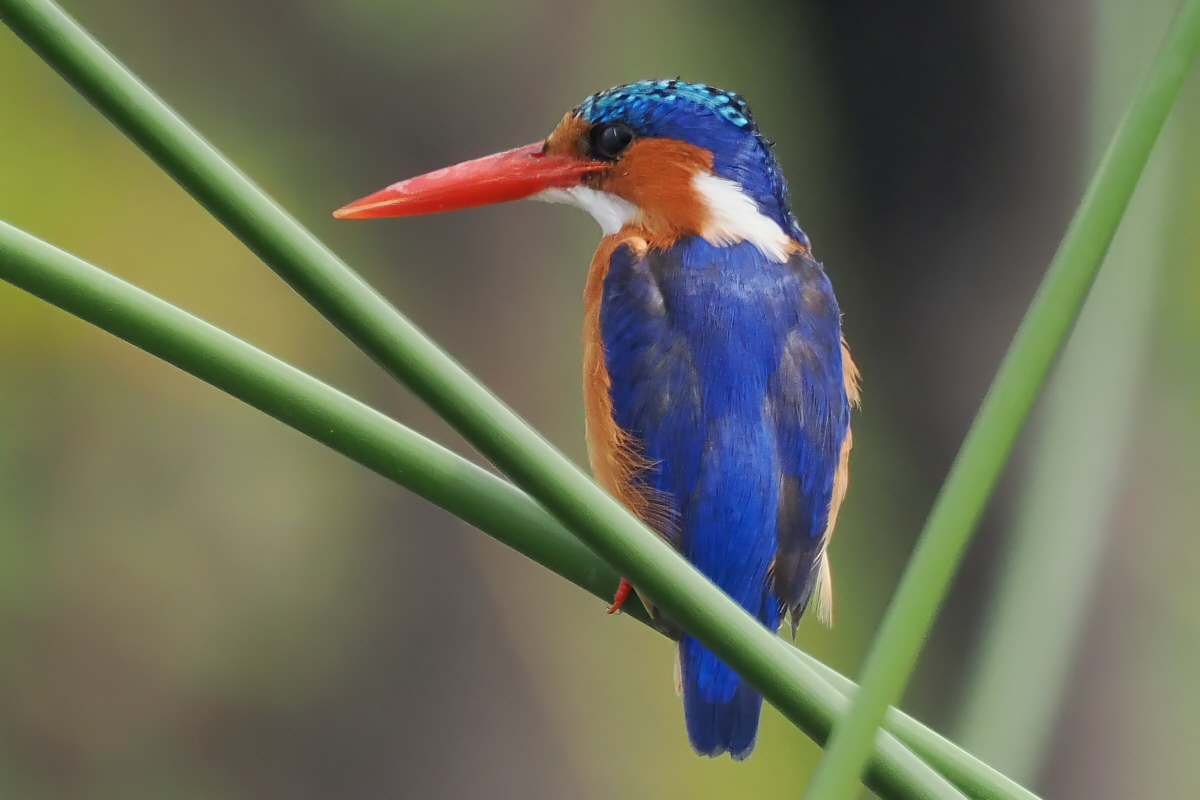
[608,578,633,614]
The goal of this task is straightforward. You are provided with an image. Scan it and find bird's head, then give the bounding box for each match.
[335,80,805,260]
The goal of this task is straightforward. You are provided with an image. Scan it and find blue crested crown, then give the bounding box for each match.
[574,80,806,246]
[577,80,757,130]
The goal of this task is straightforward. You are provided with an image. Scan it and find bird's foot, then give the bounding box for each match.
[608,578,633,615]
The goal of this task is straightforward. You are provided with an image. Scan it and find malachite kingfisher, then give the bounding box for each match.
[335,80,859,761]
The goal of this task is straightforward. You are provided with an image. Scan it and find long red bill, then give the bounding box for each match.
[334,142,605,219]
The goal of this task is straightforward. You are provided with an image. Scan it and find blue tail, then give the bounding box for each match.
[673,413,782,761]
[681,635,763,760]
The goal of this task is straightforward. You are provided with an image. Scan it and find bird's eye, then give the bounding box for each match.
[590,122,635,161]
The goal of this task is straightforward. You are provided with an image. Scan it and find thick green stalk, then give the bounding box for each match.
[802,1,1200,798]
[801,653,1039,800]
[0,219,967,800]
[0,2,926,791]
[0,219,634,623]
[3,213,1048,799]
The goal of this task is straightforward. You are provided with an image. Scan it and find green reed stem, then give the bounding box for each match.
[957,0,1177,780]
[2,216,1047,799]
[0,219,632,622]
[0,2,931,792]
[802,1,1200,797]
[800,653,1039,800]
[0,218,970,800]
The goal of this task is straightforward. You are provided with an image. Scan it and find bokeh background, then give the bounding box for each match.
[1,0,1199,797]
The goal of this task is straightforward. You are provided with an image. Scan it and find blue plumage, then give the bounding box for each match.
[336,77,855,762]
[601,238,848,759]
[579,80,756,129]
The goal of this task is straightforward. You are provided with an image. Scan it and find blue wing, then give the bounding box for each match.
[600,236,849,759]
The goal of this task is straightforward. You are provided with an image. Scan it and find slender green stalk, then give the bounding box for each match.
[0,3,932,789]
[0,219,968,800]
[801,653,1039,800]
[0,219,636,623]
[957,0,1177,781]
[803,2,1200,797]
[0,0,902,788]
[0,218,1043,800]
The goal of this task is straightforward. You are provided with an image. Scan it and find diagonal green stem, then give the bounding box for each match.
[799,652,1039,800]
[0,219,970,800]
[0,217,1040,799]
[0,214,1041,800]
[0,0,911,788]
[0,216,1046,800]
[802,1,1200,797]
[0,219,636,624]
[958,0,1178,779]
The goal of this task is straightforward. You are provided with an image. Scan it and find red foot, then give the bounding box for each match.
[608,578,633,615]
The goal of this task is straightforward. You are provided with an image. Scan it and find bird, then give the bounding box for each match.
[334,79,858,761]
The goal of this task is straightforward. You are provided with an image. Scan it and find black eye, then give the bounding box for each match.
[590,122,635,161]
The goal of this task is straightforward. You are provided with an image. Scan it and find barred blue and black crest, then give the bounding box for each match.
[576,80,758,131]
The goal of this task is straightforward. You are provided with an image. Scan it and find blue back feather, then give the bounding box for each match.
[600,237,848,758]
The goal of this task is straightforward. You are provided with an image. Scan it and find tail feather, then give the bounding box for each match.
[813,551,833,627]
[680,635,763,761]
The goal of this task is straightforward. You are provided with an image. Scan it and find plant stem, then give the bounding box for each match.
[802,1,1200,797]
[0,218,966,800]
[957,0,1178,780]
[0,219,634,622]
[2,215,1048,800]
[799,653,1039,800]
[0,0,910,787]
[0,0,937,786]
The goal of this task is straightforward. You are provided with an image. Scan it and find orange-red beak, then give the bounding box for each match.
[334,142,606,219]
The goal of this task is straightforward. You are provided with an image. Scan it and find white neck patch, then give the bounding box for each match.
[533,186,638,236]
[534,174,794,262]
[692,171,791,262]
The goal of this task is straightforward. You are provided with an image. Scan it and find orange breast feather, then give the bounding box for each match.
[582,231,675,539]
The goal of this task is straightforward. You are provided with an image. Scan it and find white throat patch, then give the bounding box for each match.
[534,186,638,236]
[692,171,791,262]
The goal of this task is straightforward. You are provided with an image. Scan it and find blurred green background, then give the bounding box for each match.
[1,0,1198,798]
